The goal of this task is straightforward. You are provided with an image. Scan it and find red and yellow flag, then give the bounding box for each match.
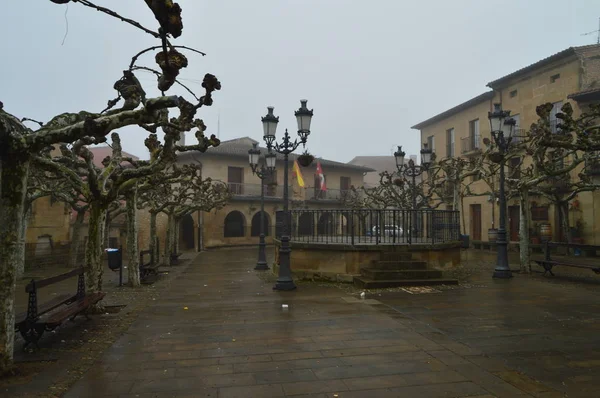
[293,160,305,187]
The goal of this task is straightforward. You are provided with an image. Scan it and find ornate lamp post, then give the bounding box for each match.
[261,100,313,291]
[488,103,516,279]
[394,144,433,238]
[248,143,277,270]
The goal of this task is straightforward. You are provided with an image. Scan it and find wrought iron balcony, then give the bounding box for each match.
[508,128,526,144]
[586,156,600,176]
[227,182,284,198]
[460,135,481,154]
[308,187,354,201]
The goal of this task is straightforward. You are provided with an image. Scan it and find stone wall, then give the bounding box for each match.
[273,241,461,282]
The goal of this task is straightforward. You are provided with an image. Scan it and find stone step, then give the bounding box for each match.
[371,260,427,270]
[381,252,413,261]
[353,277,459,289]
[360,269,443,280]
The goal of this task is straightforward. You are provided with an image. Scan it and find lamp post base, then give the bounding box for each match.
[273,278,297,291]
[255,261,269,271]
[492,268,513,279]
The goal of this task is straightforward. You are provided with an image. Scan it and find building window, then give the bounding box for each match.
[446,128,455,157]
[550,102,563,133]
[427,135,435,153]
[250,211,270,237]
[550,73,560,83]
[469,119,480,149]
[340,176,351,199]
[509,157,521,179]
[227,167,244,195]
[224,211,245,237]
[531,206,549,221]
[510,90,518,98]
[265,170,277,197]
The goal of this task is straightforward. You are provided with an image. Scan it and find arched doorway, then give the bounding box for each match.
[251,211,271,236]
[180,214,195,250]
[298,212,314,236]
[224,211,245,237]
[317,212,334,235]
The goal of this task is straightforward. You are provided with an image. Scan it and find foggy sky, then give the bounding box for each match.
[2,1,600,163]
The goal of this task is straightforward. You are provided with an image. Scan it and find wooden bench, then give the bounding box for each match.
[139,249,161,282]
[15,268,105,349]
[534,241,600,276]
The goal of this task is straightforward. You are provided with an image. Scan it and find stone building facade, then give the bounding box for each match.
[412,44,600,245]
[175,137,373,250]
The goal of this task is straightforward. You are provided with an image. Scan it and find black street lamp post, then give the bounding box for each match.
[394,144,433,237]
[248,143,277,271]
[262,100,314,291]
[488,103,516,279]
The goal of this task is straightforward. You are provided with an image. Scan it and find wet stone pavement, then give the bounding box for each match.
[64,248,600,397]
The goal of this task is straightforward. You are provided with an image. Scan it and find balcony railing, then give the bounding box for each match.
[460,134,481,154]
[508,128,526,144]
[308,187,353,201]
[586,157,600,176]
[227,182,284,198]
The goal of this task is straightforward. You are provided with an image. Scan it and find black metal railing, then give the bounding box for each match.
[275,208,460,245]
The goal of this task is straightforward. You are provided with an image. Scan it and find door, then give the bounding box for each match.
[470,204,482,241]
[340,176,351,200]
[508,206,520,242]
[227,167,243,195]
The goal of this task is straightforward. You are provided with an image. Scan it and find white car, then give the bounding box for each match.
[371,225,403,237]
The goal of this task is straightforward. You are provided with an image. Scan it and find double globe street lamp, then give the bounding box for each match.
[394,144,433,239]
[488,103,516,279]
[261,100,314,291]
[248,143,277,271]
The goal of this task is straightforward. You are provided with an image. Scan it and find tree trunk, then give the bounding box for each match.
[558,202,570,243]
[85,203,107,294]
[518,190,531,274]
[491,190,496,229]
[459,194,466,235]
[163,213,175,265]
[103,213,111,250]
[174,217,181,255]
[126,190,140,287]
[16,205,31,278]
[70,210,86,268]
[149,211,158,265]
[0,157,30,374]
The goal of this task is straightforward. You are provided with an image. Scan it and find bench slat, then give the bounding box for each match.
[44,292,106,327]
[536,260,599,270]
[15,293,75,324]
[26,268,84,293]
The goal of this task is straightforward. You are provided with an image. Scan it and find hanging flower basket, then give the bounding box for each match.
[393,178,404,187]
[297,151,314,167]
[488,152,504,163]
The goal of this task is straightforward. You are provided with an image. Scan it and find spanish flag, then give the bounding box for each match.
[293,160,305,187]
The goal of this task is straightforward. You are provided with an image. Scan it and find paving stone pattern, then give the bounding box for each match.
[64,248,578,397]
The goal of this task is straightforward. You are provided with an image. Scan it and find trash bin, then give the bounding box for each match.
[106,248,123,286]
[460,234,470,249]
[106,248,122,271]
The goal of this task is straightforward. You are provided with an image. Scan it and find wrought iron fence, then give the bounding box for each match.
[275,209,460,245]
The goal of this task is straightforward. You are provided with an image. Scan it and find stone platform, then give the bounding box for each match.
[62,248,564,397]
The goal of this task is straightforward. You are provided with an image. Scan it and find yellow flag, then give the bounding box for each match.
[293,160,305,187]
